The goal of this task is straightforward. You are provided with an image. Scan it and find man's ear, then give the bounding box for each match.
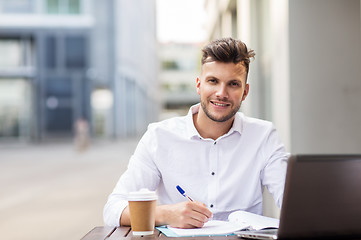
[242,83,250,101]
[196,77,201,95]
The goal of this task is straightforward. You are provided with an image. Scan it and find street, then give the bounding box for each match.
[0,138,139,240]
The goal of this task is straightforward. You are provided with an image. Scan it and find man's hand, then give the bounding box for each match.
[155,201,213,228]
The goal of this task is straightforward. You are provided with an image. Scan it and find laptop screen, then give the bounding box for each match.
[278,155,361,239]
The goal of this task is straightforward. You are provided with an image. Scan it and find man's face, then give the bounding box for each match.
[197,61,249,123]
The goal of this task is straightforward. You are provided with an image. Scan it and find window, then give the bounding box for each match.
[46,108,73,131]
[46,76,72,97]
[68,0,80,14]
[46,0,81,14]
[0,39,22,68]
[45,36,56,69]
[45,76,73,132]
[47,0,59,13]
[0,38,34,69]
[0,79,31,137]
[162,60,178,70]
[65,36,86,69]
[1,0,34,13]
[0,38,34,138]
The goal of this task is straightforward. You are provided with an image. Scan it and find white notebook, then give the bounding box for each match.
[162,211,279,237]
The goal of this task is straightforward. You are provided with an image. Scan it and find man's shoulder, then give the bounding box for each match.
[238,113,274,131]
[148,115,188,134]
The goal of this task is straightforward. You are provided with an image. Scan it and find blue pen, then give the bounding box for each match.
[176,185,194,202]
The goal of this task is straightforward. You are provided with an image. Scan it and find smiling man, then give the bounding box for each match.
[103,37,289,229]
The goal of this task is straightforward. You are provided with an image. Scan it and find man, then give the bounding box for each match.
[103,37,289,229]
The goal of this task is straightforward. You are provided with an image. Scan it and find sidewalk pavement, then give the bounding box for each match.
[0,137,139,240]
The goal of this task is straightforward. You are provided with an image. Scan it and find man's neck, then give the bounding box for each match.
[193,111,234,140]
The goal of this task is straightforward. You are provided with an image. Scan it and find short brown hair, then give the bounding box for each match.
[201,37,255,74]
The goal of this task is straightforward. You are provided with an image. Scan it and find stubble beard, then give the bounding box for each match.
[201,99,241,123]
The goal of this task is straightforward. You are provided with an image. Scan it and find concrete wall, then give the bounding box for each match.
[237,0,361,217]
[114,0,159,137]
[289,0,361,154]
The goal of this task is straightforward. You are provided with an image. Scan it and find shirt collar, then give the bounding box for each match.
[186,103,243,139]
[229,111,243,134]
[185,104,201,139]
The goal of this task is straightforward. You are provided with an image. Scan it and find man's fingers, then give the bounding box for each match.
[189,210,210,225]
[180,201,213,227]
[186,217,206,228]
[191,201,213,219]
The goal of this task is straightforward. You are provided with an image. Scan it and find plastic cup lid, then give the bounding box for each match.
[128,188,158,201]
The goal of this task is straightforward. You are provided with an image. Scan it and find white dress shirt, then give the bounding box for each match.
[103,104,289,226]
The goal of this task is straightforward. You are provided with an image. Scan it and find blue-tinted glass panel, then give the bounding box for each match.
[46,76,72,97]
[65,36,86,69]
[46,108,72,131]
[69,0,80,14]
[2,0,34,13]
[46,0,59,14]
[45,36,56,69]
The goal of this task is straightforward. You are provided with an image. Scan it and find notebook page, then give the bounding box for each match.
[167,220,250,236]
[228,211,279,230]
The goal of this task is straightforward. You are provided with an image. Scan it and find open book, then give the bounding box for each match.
[156,210,279,237]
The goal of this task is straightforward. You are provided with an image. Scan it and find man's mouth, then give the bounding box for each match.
[210,101,230,107]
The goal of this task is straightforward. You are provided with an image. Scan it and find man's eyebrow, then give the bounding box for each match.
[205,75,219,80]
[231,79,243,83]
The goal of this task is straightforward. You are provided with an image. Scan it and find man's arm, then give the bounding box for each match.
[120,201,213,228]
[104,129,162,226]
[261,126,289,208]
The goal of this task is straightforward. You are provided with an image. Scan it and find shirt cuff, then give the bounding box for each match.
[103,200,129,227]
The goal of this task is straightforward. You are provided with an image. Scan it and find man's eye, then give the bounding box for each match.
[208,79,217,83]
[230,82,240,87]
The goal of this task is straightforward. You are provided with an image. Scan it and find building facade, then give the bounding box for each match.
[158,42,201,118]
[0,0,159,141]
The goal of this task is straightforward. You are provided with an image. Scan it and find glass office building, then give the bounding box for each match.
[0,0,159,141]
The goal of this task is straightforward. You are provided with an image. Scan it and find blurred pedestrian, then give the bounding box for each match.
[74,117,89,152]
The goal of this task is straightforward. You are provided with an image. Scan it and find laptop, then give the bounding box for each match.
[236,154,361,239]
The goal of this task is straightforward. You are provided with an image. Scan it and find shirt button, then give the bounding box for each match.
[214,142,217,145]
[211,172,215,175]
[210,204,214,208]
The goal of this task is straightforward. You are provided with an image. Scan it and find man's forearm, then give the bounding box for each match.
[119,207,131,226]
[120,202,211,228]
[155,205,172,226]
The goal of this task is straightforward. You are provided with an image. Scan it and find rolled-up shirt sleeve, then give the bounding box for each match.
[260,125,289,209]
[103,129,161,226]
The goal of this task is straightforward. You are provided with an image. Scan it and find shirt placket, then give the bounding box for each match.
[208,140,218,211]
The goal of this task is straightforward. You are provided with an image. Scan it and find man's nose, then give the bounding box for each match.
[215,84,228,98]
